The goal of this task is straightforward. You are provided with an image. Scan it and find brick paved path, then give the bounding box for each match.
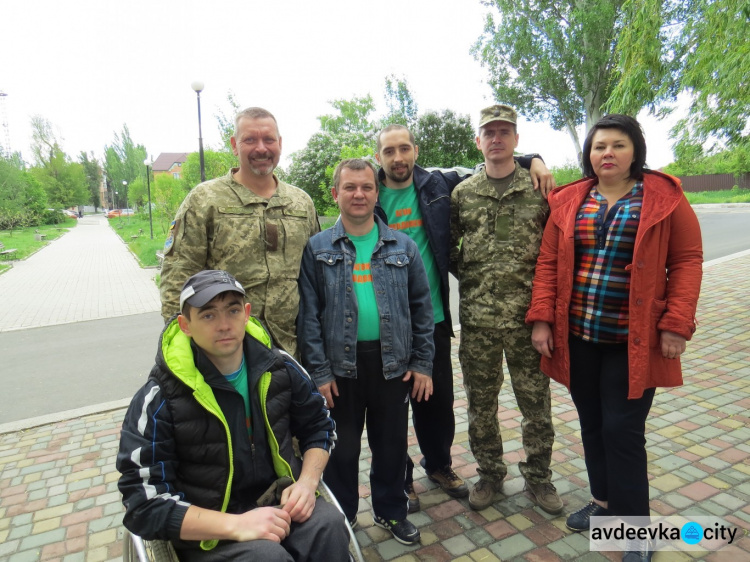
[0,216,159,333]
[1,256,749,561]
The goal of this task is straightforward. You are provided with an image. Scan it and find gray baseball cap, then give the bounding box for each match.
[179,270,246,312]
[479,104,517,128]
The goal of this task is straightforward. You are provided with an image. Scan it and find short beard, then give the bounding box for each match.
[385,166,411,183]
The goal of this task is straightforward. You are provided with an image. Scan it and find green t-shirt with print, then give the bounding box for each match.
[379,183,444,324]
[349,224,380,341]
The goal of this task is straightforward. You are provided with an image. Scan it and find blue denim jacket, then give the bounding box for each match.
[297,215,434,386]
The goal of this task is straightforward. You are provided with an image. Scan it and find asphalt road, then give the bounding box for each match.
[1,208,748,426]
[0,312,163,424]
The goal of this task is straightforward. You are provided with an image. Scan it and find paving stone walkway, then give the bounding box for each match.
[0,216,159,333]
[1,254,749,561]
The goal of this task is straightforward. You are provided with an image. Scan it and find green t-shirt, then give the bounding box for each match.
[224,356,252,438]
[379,183,444,324]
[349,224,380,341]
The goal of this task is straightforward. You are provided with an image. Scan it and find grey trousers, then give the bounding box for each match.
[176,498,350,562]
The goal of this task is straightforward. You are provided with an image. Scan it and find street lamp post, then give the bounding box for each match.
[122,180,129,224]
[144,158,154,239]
[191,81,206,183]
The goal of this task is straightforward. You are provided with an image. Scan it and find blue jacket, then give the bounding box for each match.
[297,215,435,386]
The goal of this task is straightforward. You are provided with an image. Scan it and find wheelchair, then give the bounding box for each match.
[122,480,364,562]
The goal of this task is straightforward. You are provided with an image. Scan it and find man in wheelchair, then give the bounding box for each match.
[117,270,349,561]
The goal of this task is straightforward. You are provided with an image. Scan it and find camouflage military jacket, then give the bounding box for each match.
[159,169,320,355]
[450,164,549,329]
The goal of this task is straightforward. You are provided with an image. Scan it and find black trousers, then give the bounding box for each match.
[324,341,410,521]
[406,320,455,482]
[569,335,655,518]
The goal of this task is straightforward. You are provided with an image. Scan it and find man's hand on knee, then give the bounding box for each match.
[281,481,317,523]
[232,507,291,542]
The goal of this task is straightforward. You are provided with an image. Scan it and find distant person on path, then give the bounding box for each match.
[159,107,320,356]
[373,123,556,511]
[117,270,348,561]
[527,114,702,561]
[451,104,561,514]
[297,158,434,546]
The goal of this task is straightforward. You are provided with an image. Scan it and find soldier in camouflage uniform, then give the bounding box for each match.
[450,105,562,514]
[160,107,319,356]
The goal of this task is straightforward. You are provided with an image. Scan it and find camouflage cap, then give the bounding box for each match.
[179,270,245,312]
[479,104,517,128]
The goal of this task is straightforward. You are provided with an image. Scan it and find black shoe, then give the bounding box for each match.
[623,537,654,561]
[373,514,420,545]
[566,500,611,532]
[348,515,358,530]
[405,481,420,513]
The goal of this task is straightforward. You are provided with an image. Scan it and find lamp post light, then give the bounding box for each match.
[191,80,206,183]
[122,180,129,224]
[144,158,154,239]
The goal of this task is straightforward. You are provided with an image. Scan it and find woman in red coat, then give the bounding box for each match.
[526,115,702,562]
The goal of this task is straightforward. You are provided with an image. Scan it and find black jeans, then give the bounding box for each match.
[324,341,410,521]
[406,320,455,482]
[569,335,655,518]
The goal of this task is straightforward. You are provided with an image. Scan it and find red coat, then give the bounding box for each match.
[525,171,703,399]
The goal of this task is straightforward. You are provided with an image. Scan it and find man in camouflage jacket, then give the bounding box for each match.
[159,107,319,356]
[450,104,561,515]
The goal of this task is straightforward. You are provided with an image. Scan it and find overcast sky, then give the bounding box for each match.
[2,0,682,171]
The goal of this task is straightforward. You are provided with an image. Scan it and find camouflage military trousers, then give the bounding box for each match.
[459,323,554,484]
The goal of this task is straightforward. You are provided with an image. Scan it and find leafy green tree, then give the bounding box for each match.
[413,109,482,168]
[287,96,377,214]
[214,91,242,152]
[79,151,102,209]
[663,142,750,176]
[28,116,88,208]
[610,0,749,151]
[152,174,189,236]
[103,125,148,204]
[382,75,418,128]
[319,96,376,135]
[0,153,48,230]
[473,0,631,156]
[181,150,237,189]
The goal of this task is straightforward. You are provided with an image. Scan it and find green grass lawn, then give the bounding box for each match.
[0,220,76,270]
[684,188,750,204]
[107,214,165,267]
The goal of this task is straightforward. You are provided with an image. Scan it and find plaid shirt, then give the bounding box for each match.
[570,182,643,343]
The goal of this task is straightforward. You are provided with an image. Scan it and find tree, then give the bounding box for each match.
[79,151,102,209]
[472,1,691,157]
[28,115,88,208]
[152,174,189,236]
[181,150,237,189]
[286,96,377,214]
[1,153,48,230]
[413,109,482,168]
[103,125,148,205]
[214,91,242,152]
[609,0,749,152]
[382,75,418,128]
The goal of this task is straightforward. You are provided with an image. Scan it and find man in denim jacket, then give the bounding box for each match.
[298,158,435,546]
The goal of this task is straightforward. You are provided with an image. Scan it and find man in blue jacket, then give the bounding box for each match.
[298,158,435,546]
[374,124,556,510]
[117,270,348,561]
